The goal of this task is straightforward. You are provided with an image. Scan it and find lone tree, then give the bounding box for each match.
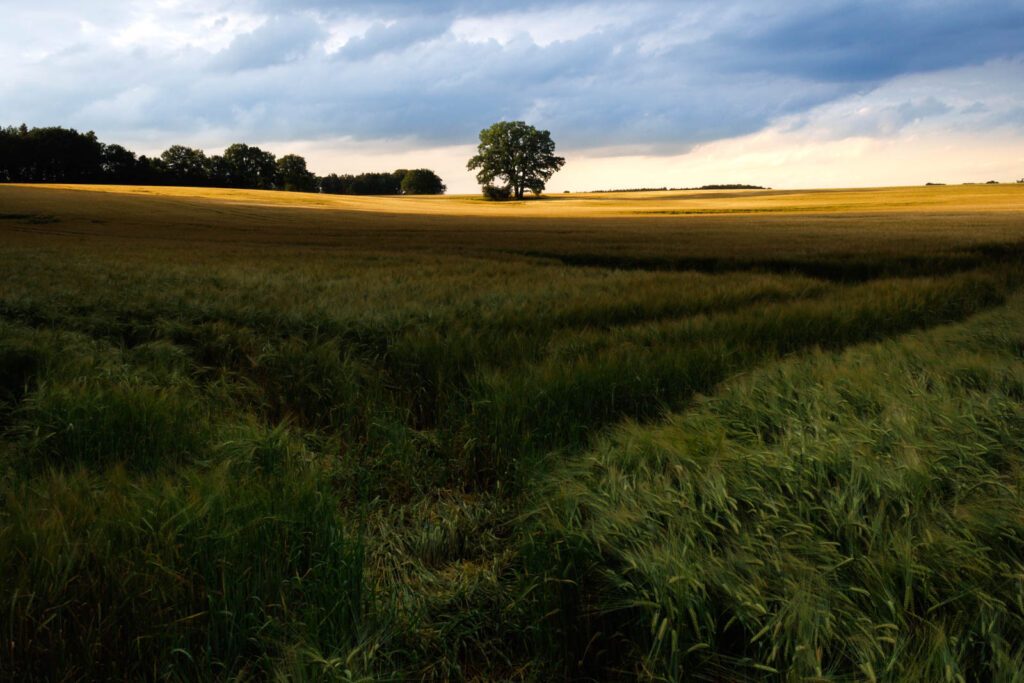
[467,121,565,199]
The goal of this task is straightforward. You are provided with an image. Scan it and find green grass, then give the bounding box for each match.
[2,185,1024,680]
[1,463,366,680]
[523,292,1024,681]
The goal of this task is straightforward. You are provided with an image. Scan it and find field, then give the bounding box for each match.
[2,182,1024,681]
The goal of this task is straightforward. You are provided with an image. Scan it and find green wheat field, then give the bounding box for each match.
[2,183,1024,681]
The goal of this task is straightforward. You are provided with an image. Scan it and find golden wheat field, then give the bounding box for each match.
[3,182,1024,680]
[3,182,1024,263]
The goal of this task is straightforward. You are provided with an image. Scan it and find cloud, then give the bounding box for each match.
[336,16,451,60]
[777,59,1024,140]
[0,0,1022,164]
[211,14,326,71]
[708,1,1024,83]
[255,0,588,15]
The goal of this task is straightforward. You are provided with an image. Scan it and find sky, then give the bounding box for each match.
[2,0,1023,192]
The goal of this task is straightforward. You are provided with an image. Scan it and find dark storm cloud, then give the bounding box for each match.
[709,1,1024,82]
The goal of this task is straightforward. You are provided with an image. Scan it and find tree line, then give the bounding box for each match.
[0,124,445,195]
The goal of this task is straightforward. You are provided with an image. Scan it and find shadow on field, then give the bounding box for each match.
[513,239,1024,282]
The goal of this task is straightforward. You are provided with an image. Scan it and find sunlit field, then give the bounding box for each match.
[2,183,1024,680]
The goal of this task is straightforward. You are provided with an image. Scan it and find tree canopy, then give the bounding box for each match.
[0,125,103,183]
[400,168,447,195]
[221,143,277,189]
[276,154,318,193]
[317,169,447,196]
[160,145,211,187]
[467,121,565,199]
[99,144,141,184]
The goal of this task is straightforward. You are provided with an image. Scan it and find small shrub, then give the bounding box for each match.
[481,185,512,201]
